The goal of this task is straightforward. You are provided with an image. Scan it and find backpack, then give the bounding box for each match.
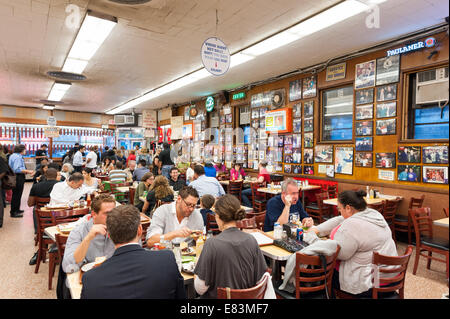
[1,166,16,190]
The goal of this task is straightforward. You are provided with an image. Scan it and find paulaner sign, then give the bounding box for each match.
[387,37,436,57]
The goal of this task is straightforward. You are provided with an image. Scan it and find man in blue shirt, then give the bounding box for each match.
[263,178,313,232]
[189,165,225,198]
[8,144,35,218]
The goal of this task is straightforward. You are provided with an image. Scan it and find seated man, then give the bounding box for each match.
[80,205,185,299]
[189,165,225,198]
[62,194,117,274]
[168,166,186,192]
[263,178,313,232]
[146,186,204,248]
[109,161,127,183]
[49,172,88,206]
[132,159,149,182]
[27,168,60,265]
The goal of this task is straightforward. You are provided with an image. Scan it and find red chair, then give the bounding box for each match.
[305,192,332,224]
[250,182,267,213]
[382,198,402,242]
[228,180,243,202]
[409,207,449,282]
[217,270,271,299]
[443,208,449,218]
[206,213,220,235]
[236,217,257,230]
[394,195,425,244]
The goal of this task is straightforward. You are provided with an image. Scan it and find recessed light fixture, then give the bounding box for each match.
[47,82,71,102]
[106,0,371,114]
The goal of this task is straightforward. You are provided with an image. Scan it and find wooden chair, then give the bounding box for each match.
[255,212,266,231]
[251,182,267,213]
[275,246,340,299]
[236,217,257,230]
[326,185,337,199]
[110,182,129,204]
[371,245,413,299]
[206,212,220,235]
[228,180,243,202]
[53,233,68,291]
[443,207,449,218]
[217,271,270,299]
[305,192,332,224]
[382,198,402,242]
[128,187,136,206]
[34,197,51,246]
[409,207,449,281]
[367,201,385,214]
[394,195,425,244]
[141,222,150,248]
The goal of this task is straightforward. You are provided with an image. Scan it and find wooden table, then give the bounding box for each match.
[258,185,322,207]
[257,187,282,195]
[323,195,403,206]
[433,217,449,228]
[220,180,253,186]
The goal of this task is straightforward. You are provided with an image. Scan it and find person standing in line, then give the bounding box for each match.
[72,145,86,173]
[8,144,35,218]
[0,154,10,227]
[159,142,174,180]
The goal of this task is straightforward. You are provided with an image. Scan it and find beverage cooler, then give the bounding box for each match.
[117,128,146,150]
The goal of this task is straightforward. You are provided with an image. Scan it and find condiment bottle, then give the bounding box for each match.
[196,236,204,258]
[86,193,91,207]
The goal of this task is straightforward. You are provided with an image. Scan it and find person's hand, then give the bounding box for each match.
[285,195,293,207]
[174,227,192,238]
[88,224,107,239]
[302,217,314,228]
[28,170,36,176]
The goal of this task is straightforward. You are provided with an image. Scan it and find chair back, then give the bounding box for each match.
[443,207,449,218]
[54,233,68,261]
[129,187,136,206]
[254,212,266,230]
[382,198,401,225]
[35,197,50,209]
[295,246,340,299]
[409,195,425,209]
[371,245,413,299]
[236,217,257,230]
[228,180,243,200]
[141,222,150,247]
[217,272,270,299]
[315,192,330,210]
[206,213,220,234]
[368,201,385,214]
[327,185,337,199]
[110,183,129,203]
[409,207,433,241]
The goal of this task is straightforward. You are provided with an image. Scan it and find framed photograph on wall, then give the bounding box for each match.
[355,121,373,136]
[335,146,354,175]
[289,79,302,102]
[293,103,302,118]
[304,118,314,132]
[315,145,333,163]
[376,55,400,85]
[284,164,292,174]
[422,166,448,184]
[422,146,449,164]
[284,135,293,145]
[355,60,376,89]
[304,165,314,175]
[326,165,335,178]
[284,144,293,155]
[304,133,314,148]
[302,76,317,98]
[303,149,313,164]
[376,118,396,135]
[398,146,421,163]
[355,104,373,120]
[376,84,397,102]
[284,154,293,163]
[355,152,373,167]
[259,107,268,118]
[293,118,302,133]
[398,165,421,182]
[293,165,302,174]
[376,102,397,118]
[292,134,301,148]
[304,101,314,117]
[375,152,396,168]
[355,88,374,105]
[292,149,302,163]
[356,137,373,151]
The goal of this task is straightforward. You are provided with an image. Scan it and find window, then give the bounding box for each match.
[322,86,353,141]
[406,67,449,140]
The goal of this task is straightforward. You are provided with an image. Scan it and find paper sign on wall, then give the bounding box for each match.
[171,116,183,140]
[378,170,395,181]
[142,110,157,129]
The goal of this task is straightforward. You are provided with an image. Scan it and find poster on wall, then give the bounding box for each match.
[318,165,327,174]
[355,60,376,89]
[142,109,157,129]
[422,166,448,184]
[376,55,400,85]
[304,133,314,148]
[265,108,293,134]
[170,116,183,140]
[326,165,335,178]
[304,149,313,164]
[314,145,333,163]
[302,76,317,98]
[335,147,354,175]
[304,165,314,175]
[289,79,302,102]
[398,165,421,182]
[303,101,314,117]
[182,123,193,139]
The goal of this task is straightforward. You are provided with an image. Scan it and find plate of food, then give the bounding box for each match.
[81,256,106,272]
[190,230,203,239]
[182,261,196,274]
[57,223,74,234]
[181,247,195,256]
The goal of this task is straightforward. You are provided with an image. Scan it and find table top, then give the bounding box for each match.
[220,180,253,185]
[433,217,449,228]
[115,186,130,193]
[323,195,403,206]
[257,187,282,195]
[258,231,292,261]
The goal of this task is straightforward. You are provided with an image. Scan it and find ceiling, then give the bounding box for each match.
[0,0,448,114]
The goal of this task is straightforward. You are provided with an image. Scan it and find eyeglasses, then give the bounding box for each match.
[181,197,196,209]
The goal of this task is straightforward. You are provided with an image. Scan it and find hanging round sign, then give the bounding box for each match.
[201,37,230,76]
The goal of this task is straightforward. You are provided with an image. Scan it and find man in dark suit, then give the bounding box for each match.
[80,205,186,299]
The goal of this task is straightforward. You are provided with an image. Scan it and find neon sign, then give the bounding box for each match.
[387,37,436,57]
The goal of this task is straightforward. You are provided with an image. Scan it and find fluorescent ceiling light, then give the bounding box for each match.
[43,105,55,110]
[107,0,369,114]
[62,58,89,74]
[47,82,71,102]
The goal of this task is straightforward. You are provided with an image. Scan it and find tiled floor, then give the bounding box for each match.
[0,182,448,299]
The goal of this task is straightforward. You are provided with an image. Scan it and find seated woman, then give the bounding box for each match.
[214,161,228,180]
[81,167,99,194]
[102,157,114,173]
[142,175,174,216]
[134,172,154,211]
[241,161,270,208]
[307,189,398,297]
[151,156,162,176]
[33,163,48,184]
[229,162,246,181]
[203,162,217,178]
[61,163,74,180]
[194,194,269,299]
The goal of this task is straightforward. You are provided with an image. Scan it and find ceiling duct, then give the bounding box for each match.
[107,0,152,4]
[46,71,86,81]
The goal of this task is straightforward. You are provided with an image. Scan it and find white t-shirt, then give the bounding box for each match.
[49,181,88,206]
[85,151,97,168]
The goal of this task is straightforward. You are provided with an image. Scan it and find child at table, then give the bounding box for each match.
[199,194,215,228]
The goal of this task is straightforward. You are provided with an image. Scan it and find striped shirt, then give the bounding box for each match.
[109,169,127,183]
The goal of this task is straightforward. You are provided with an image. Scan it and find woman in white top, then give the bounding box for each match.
[186,162,196,185]
[81,167,99,194]
[61,163,74,180]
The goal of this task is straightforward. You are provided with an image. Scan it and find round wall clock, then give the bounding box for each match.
[189,106,198,117]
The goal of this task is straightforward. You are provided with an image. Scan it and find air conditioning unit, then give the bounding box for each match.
[415,67,449,106]
[113,114,137,126]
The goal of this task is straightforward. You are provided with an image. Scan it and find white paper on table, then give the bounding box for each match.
[249,232,274,246]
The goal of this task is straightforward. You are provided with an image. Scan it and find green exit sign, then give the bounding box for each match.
[232,92,246,100]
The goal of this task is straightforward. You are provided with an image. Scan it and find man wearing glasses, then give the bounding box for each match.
[146,186,204,248]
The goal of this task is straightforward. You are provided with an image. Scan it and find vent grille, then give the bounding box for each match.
[108,0,152,4]
[47,71,86,81]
